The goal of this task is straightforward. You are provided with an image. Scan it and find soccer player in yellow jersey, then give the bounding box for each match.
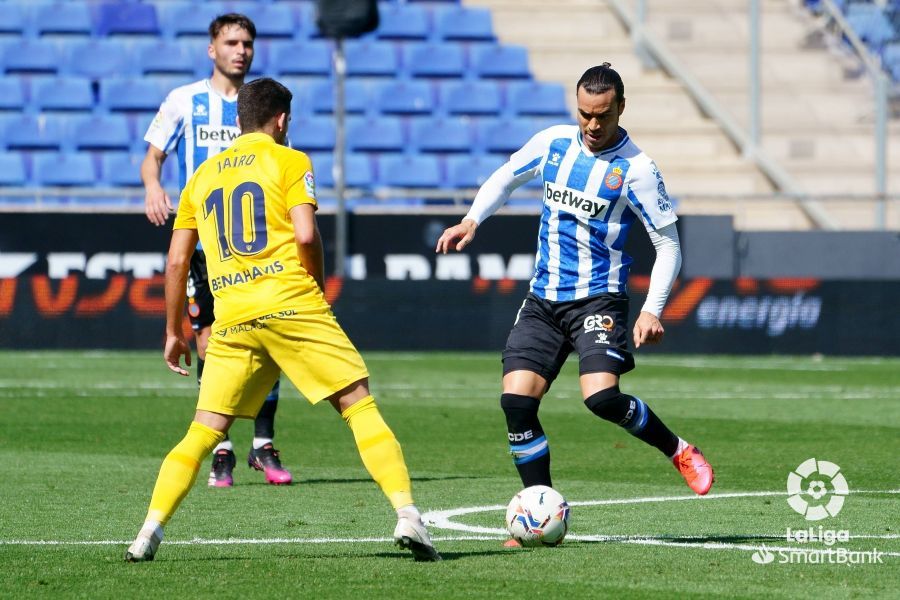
[125,78,440,563]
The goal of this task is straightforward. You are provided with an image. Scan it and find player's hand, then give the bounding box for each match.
[145,186,174,227]
[633,311,664,349]
[163,334,192,376]
[435,219,477,254]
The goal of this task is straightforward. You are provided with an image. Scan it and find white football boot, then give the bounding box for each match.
[124,523,163,563]
[393,511,441,562]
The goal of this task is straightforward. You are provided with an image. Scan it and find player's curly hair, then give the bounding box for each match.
[238,78,292,132]
[577,63,625,103]
[209,13,257,40]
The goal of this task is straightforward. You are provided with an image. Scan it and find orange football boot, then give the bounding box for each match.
[673,444,714,495]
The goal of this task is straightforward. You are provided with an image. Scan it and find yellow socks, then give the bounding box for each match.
[146,421,225,525]
[341,395,413,509]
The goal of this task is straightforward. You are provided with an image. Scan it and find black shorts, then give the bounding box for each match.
[502,292,635,384]
[187,250,215,331]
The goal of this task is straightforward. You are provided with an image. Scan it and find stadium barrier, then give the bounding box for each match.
[1,213,897,354]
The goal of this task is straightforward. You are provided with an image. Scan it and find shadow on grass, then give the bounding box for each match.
[238,475,485,486]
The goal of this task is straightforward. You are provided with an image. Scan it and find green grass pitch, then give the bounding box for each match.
[0,351,898,598]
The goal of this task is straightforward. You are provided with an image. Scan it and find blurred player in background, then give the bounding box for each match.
[437,63,714,508]
[141,13,292,487]
[126,77,440,563]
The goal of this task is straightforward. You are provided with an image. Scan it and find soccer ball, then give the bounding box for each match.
[505,485,570,547]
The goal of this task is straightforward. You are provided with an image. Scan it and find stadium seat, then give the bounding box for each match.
[344,40,399,77]
[62,39,134,79]
[237,3,296,39]
[435,6,495,41]
[405,42,465,78]
[34,3,93,37]
[410,117,473,153]
[32,152,96,187]
[507,81,569,117]
[0,3,26,36]
[441,80,502,115]
[96,3,161,37]
[376,3,430,40]
[72,115,131,151]
[3,40,60,74]
[101,152,144,187]
[471,44,531,79]
[270,40,332,76]
[445,154,505,188]
[0,154,26,186]
[138,40,195,76]
[375,80,434,115]
[478,117,538,154]
[288,115,336,152]
[3,115,66,150]
[346,116,405,152]
[308,153,374,188]
[307,79,370,115]
[295,2,321,39]
[31,77,94,112]
[0,77,25,112]
[847,9,896,49]
[162,3,222,38]
[377,154,442,188]
[100,78,166,112]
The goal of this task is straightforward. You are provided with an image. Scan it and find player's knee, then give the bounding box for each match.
[585,386,647,432]
[501,393,541,434]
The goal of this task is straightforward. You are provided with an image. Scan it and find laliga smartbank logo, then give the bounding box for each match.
[750,459,884,566]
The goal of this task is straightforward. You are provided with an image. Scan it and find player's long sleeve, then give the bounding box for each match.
[642,223,682,317]
[464,162,531,225]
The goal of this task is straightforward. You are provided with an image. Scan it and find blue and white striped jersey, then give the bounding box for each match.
[509,125,676,302]
[144,79,240,190]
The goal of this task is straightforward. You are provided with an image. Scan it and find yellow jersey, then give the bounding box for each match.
[173,132,320,330]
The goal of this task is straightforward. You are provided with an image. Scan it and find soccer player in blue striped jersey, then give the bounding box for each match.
[437,64,714,507]
[140,14,293,487]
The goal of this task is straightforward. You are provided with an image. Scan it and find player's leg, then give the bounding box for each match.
[571,295,713,495]
[247,378,293,485]
[267,309,439,561]
[500,294,570,488]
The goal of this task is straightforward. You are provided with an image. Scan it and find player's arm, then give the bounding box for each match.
[633,224,682,348]
[164,227,199,375]
[290,203,325,292]
[141,145,174,227]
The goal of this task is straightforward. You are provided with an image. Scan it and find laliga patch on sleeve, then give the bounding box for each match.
[304,170,316,200]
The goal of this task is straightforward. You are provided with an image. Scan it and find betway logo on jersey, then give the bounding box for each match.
[196,125,240,147]
[544,181,609,218]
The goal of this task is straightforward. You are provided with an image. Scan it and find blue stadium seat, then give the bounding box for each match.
[0,77,25,112]
[445,154,504,188]
[375,80,434,115]
[405,42,465,78]
[288,115,336,152]
[410,117,473,153]
[72,115,131,151]
[100,78,166,112]
[34,3,93,37]
[0,154,26,186]
[377,154,442,187]
[31,77,94,112]
[295,2,321,39]
[96,3,161,37]
[507,81,569,116]
[436,6,494,41]
[307,79,370,114]
[471,44,531,79]
[376,3,430,40]
[3,40,60,74]
[3,115,66,150]
[478,117,538,154]
[237,3,297,39]
[347,116,405,152]
[883,42,900,70]
[441,80,502,115]
[138,40,195,76]
[32,152,96,187]
[345,40,399,77]
[270,40,332,76]
[0,3,26,36]
[62,39,135,79]
[101,152,144,187]
[847,9,896,48]
[309,79,371,114]
[308,153,374,188]
[162,3,222,38]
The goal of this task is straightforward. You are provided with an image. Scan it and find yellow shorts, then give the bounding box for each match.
[196,306,369,418]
